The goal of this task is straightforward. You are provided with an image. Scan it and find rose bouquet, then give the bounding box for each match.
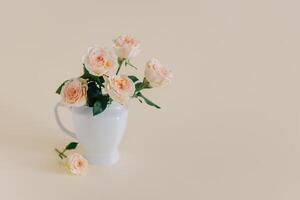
[56,35,172,115]
[54,35,172,174]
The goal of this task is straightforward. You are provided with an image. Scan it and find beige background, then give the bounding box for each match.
[0,0,300,199]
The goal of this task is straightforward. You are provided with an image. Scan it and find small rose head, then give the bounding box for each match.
[82,46,116,76]
[145,58,172,87]
[113,35,140,59]
[61,78,87,107]
[66,153,88,175]
[105,75,135,104]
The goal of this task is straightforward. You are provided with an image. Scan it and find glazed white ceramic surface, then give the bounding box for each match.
[54,102,128,165]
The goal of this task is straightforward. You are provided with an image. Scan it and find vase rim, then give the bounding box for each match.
[72,101,127,113]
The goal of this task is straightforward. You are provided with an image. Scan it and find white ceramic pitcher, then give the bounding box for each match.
[54,102,128,165]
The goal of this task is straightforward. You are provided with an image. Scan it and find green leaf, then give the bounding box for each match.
[128,75,139,83]
[90,76,102,85]
[108,97,113,104]
[83,64,89,74]
[99,95,109,111]
[81,65,90,79]
[87,81,102,106]
[135,82,144,93]
[81,66,105,86]
[134,79,152,94]
[136,92,161,109]
[93,100,103,116]
[56,80,67,94]
[65,142,78,150]
[86,80,110,116]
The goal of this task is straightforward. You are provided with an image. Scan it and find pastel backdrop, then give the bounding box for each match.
[0,0,300,199]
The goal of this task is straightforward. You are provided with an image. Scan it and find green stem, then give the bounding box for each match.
[135,92,161,109]
[126,60,138,69]
[55,148,67,159]
[116,58,125,75]
[116,65,121,75]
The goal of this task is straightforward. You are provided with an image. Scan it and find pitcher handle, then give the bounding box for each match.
[54,102,77,139]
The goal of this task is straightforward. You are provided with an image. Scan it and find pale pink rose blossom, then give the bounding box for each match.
[61,78,87,107]
[113,35,140,59]
[105,75,135,104]
[145,58,172,87]
[82,47,116,76]
[66,153,88,175]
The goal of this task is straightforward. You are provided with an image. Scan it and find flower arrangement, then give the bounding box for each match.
[55,35,172,175]
[56,35,172,116]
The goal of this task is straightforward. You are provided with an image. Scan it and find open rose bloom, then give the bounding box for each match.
[105,75,135,104]
[61,78,87,107]
[66,153,88,175]
[56,35,172,116]
[82,47,116,76]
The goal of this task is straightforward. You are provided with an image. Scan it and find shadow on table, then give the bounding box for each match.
[0,121,69,175]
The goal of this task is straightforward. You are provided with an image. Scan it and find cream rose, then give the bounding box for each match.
[105,75,135,104]
[113,35,140,59]
[61,78,87,107]
[144,58,172,87]
[82,46,116,76]
[66,153,88,175]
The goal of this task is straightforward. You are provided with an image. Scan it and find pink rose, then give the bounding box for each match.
[105,75,135,104]
[66,153,88,175]
[145,58,172,87]
[61,78,87,107]
[113,35,140,59]
[82,47,116,76]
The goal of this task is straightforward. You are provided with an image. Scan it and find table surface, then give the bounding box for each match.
[1,0,300,199]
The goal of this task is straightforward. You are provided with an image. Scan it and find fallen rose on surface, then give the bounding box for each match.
[55,142,88,175]
[66,153,88,175]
